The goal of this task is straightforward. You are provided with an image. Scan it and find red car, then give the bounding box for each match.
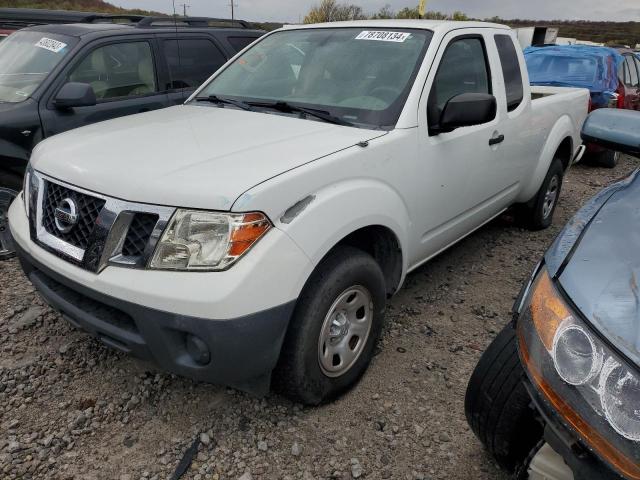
[526,45,640,167]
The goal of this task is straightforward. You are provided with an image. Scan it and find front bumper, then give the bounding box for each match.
[523,379,623,480]
[8,196,312,395]
[15,240,295,395]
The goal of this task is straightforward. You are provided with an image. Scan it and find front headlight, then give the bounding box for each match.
[23,164,39,220]
[518,267,640,479]
[149,210,271,271]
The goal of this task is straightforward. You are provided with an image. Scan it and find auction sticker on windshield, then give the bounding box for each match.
[355,31,411,42]
[34,37,67,53]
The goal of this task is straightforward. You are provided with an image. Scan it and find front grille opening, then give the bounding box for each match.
[42,181,106,250]
[122,213,159,257]
[37,271,139,334]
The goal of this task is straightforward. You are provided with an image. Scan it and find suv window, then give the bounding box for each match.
[69,42,157,100]
[625,56,639,87]
[428,37,491,126]
[163,38,227,90]
[227,36,258,52]
[494,34,523,111]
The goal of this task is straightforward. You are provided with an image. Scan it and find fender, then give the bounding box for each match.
[517,114,574,204]
[275,178,410,281]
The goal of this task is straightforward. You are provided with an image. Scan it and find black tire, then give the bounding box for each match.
[583,149,619,169]
[595,150,619,169]
[522,158,564,231]
[465,324,544,473]
[274,245,386,405]
[0,172,22,261]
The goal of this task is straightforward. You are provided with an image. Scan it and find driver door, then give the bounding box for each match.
[414,31,507,260]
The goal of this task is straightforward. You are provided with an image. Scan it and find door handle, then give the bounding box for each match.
[489,134,505,146]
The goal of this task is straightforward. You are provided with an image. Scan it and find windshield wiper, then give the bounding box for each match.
[195,95,254,111]
[247,100,354,127]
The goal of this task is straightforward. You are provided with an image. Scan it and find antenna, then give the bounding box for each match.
[229,0,238,20]
[171,0,183,96]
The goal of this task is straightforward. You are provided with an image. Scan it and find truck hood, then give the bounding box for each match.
[558,171,640,367]
[31,104,383,210]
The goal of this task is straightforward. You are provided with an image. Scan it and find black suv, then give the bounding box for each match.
[0,15,264,257]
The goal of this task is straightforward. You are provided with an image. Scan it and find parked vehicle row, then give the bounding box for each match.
[7,14,638,480]
[525,44,640,168]
[0,15,264,258]
[467,107,640,480]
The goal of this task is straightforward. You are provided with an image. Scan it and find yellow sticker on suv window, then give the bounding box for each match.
[355,31,411,42]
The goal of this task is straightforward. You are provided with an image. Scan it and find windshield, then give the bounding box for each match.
[194,28,433,129]
[526,54,599,87]
[0,31,77,103]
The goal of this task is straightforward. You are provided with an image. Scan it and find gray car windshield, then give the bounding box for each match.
[194,28,433,129]
[0,31,76,103]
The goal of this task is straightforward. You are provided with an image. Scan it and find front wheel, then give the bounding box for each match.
[0,187,19,260]
[274,246,386,405]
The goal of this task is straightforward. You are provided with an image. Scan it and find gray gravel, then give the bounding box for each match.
[1,157,637,479]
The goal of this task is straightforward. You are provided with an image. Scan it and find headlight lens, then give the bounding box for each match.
[149,210,271,271]
[552,323,603,386]
[518,267,640,479]
[601,358,640,442]
[23,164,32,218]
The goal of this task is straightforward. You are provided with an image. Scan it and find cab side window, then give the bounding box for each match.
[68,42,157,100]
[494,34,524,111]
[428,37,491,127]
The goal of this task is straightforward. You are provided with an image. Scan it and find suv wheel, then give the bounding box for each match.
[274,246,386,405]
[0,171,21,260]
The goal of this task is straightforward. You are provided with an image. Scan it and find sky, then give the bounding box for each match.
[110,0,640,24]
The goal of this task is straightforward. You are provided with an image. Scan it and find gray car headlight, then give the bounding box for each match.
[517,267,640,479]
[149,210,271,271]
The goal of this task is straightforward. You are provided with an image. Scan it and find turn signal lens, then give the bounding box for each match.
[530,270,569,350]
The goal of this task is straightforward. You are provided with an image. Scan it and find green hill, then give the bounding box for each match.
[0,0,162,16]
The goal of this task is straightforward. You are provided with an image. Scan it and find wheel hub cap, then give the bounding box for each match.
[318,285,373,378]
[542,176,559,220]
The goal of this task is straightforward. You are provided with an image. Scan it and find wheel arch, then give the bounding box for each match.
[275,178,411,298]
[518,115,575,204]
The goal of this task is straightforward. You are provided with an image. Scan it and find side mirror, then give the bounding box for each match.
[582,109,640,159]
[54,82,97,109]
[434,93,496,134]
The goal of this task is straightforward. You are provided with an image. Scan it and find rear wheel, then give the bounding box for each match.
[521,158,564,231]
[0,172,21,261]
[595,150,619,169]
[274,246,386,405]
[465,324,544,473]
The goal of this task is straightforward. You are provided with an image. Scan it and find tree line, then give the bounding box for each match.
[303,0,468,24]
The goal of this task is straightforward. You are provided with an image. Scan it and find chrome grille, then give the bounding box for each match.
[31,173,174,272]
[42,181,106,250]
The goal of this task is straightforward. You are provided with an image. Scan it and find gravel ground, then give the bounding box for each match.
[1,156,638,480]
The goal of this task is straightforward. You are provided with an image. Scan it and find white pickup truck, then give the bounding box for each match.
[9,20,588,404]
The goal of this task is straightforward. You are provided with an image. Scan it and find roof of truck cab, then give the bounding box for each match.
[282,20,510,32]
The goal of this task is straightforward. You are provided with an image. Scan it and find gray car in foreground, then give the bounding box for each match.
[466,108,640,480]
